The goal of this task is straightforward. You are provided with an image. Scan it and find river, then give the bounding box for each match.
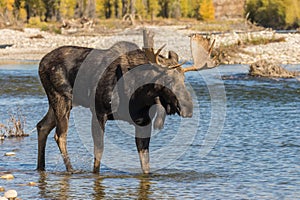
[0,62,299,199]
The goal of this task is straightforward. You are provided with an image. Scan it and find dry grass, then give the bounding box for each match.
[0,110,29,140]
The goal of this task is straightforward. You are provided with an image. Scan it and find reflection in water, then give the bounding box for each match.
[38,172,71,200]
[59,174,71,200]
[38,172,49,199]
[137,176,152,200]
[36,172,154,200]
[93,177,105,200]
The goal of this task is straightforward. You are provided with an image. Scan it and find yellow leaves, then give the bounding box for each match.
[284,0,300,26]
[199,0,215,21]
[6,0,14,11]
[246,0,300,28]
[60,0,77,18]
[0,0,15,12]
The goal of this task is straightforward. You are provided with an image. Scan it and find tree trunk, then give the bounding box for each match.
[122,0,128,17]
[85,0,95,18]
[75,0,84,18]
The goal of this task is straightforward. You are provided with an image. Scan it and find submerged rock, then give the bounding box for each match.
[0,174,14,180]
[4,190,17,199]
[249,60,299,78]
[4,152,15,156]
[27,182,37,186]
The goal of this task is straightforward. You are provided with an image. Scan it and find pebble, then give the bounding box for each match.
[4,190,17,199]
[27,182,37,186]
[4,152,15,156]
[0,174,14,180]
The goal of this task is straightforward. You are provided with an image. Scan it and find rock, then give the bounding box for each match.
[0,197,8,200]
[4,190,17,199]
[27,182,37,186]
[0,186,4,192]
[249,59,299,78]
[0,174,14,180]
[4,152,15,156]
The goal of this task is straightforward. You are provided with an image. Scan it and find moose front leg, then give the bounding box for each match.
[92,114,106,173]
[135,125,151,174]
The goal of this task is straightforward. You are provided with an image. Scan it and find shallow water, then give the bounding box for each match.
[0,63,299,199]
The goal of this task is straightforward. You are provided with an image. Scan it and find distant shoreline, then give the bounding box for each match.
[0,26,300,65]
[0,59,39,65]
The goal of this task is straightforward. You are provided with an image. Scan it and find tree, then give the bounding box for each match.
[199,0,215,21]
[180,0,189,17]
[42,0,61,21]
[24,0,46,21]
[14,0,27,21]
[284,0,300,28]
[245,0,286,29]
[135,0,146,19]
[148,0,159,20]
[85,0,96,18]
[60,0,76,19]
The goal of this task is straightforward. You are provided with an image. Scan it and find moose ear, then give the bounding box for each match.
[168,51,179,62]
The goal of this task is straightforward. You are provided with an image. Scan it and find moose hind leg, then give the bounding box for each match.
[53,97,73,172]
[37,107,56,171]
[135,125,151,174]
[92,114,105,173]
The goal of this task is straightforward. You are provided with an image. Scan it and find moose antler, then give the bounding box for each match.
[143,44,167,65]
[142,30,216,71]
[182,34,216,73]
[142,29,184,68]
[143,29,164,65]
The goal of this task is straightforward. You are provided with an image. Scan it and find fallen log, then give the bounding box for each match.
[249,60,300,78]
[61,17,94,34]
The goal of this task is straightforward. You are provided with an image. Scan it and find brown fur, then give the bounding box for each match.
[36,41,193,173]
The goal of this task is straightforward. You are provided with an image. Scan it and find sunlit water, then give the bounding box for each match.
[0,63,299,199]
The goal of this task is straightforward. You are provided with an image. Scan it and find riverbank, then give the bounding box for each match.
[0,26,300,64]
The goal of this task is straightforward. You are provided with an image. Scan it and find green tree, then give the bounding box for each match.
[246,0,287,29]
[284,0,300,28]
[14,0,27,21]
[180,0,188,17]
[170,0,181,19]
[148,0,159,20]
[188,0,200,18]
[42,0,61,21]
[25,0,46,21]
[60,0,76,19]
[135,0,146,19]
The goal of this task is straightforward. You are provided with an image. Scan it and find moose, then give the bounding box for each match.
[36,31,216,174]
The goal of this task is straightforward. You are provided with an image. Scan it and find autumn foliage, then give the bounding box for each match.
[246,0,300,29]
[0,0,216,24]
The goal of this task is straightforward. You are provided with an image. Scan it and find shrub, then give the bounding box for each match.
[245,0,300,29]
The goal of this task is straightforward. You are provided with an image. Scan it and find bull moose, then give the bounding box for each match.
[36,32,216,174]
